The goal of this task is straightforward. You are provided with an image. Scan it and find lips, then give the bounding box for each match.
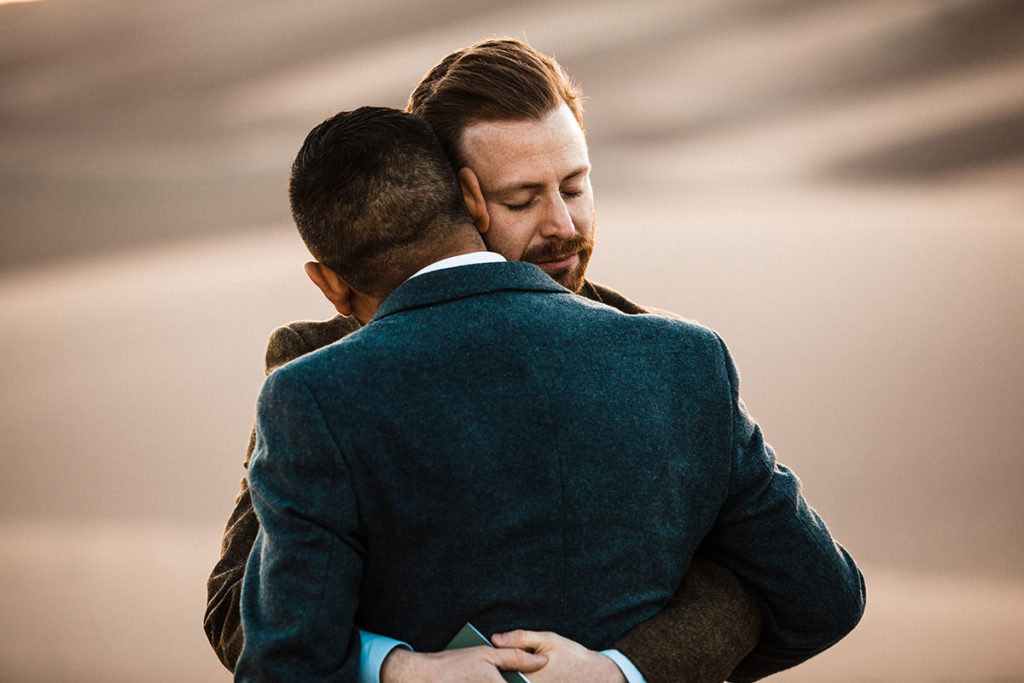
[520,233,593,282]
[534,252,579,272]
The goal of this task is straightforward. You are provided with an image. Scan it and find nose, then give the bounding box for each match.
[539,194,575,240]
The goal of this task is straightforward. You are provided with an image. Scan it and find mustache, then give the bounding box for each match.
[521,234,593,264]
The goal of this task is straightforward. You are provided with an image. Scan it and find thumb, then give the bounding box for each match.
[484,646,548,673]
[492,629,553,653]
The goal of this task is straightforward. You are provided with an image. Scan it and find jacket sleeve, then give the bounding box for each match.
[203,325,317,671]
[613,555,761,683]
[203,427,259,670]
[235,368,364,682]
[703,334,866,682]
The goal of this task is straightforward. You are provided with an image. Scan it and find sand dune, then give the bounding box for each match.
[2,0,1024,680]
[2,0,1022,266]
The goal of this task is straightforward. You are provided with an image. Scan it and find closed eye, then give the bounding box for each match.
[505,198,536,211]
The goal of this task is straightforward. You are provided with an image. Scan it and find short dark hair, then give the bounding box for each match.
[407,39,584,168]
[289,106,473,296]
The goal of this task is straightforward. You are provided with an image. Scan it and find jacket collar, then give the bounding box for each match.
[371,261,567,323]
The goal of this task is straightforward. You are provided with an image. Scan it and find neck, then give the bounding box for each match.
[436,226,488,259]
[433,243,488,262]
[366,227,487,308]
[400,229,488,281]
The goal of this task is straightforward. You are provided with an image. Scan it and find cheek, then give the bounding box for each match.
[571,188,595,235]
[483,213,535,259]
[571,205,594,236]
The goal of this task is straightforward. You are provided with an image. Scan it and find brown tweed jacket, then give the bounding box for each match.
[204,280,761,682]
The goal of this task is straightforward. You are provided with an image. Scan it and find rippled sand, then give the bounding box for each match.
[2,0,1023,680]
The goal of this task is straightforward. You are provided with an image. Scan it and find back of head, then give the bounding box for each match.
[408,38,584,168]
[289,106,474,297]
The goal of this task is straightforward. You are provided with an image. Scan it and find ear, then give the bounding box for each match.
[304,262,355,316]
[458,167,490,235]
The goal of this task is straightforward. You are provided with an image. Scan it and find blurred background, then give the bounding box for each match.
[1,0,1022,680]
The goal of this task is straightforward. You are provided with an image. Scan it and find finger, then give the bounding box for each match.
[491,629,555,652]
[484,646,548,673]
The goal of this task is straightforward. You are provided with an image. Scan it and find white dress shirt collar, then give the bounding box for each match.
[407,251,506,280]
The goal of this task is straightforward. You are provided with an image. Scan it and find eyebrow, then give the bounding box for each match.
[492,165,590,196]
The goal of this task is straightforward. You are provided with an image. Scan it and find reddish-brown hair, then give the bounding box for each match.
[407,39,584,168]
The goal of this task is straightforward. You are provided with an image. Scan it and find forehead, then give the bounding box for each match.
[458,104,590,188]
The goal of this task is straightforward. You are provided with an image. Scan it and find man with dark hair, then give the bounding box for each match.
[207,39,848,682]
[289,107,477,300]
[233,106,864,683]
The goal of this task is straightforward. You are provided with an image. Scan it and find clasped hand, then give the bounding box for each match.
[380,629,627,682]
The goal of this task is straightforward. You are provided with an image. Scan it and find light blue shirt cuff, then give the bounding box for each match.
[601,648,647,683]
[358,630,411,683]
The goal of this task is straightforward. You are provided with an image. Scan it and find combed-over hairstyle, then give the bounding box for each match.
[289,106,472,297]
[407,38,584,168]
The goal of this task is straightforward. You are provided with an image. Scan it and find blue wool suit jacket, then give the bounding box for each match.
[236,261,864,682]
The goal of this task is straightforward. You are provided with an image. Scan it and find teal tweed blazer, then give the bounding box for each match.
[234,263,863,681]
